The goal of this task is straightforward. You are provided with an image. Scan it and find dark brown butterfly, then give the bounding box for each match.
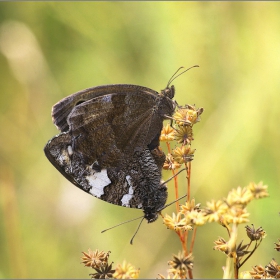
[44,66,198,223]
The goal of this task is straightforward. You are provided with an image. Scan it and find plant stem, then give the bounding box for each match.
[190,226,197,253]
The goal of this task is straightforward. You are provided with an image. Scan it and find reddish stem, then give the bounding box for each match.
[190,226,197,253]
[186,161,191,203]
[166,142,179,212]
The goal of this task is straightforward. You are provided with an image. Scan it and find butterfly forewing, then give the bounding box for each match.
[52,84,160,132]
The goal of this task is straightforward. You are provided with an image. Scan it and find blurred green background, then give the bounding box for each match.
[0,2,279,278]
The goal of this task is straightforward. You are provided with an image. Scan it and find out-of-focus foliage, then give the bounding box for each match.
[0,2,279,278]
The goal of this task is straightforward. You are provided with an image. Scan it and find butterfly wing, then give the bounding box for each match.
[44,133,167,214]
[67,91,164,167]
[51,84,159,132]
[44,83,171,217]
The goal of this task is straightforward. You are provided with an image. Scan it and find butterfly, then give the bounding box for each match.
[44,66,198,223]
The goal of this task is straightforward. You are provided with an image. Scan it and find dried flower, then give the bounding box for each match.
[173,105,203,126]
[224,207,250,224]
[235,240,250,258]
[204,200,228,223]
[168,251,194,278]
[274,239,280,252]
[248,181,269,199]
[81,249,110,269]
[265,258,280,278]
[172,145,195,164]
[248,265,267,279]
[245,224,266,241]
[180,198,201,214]
[187,210,208,226]
[173,125,193,144]
[213,237,229,254]
[160,124,175,142]
[163,212,192,232]
[113,260,140,279]
[90,262,115,279]
[163,154,182,170]
[225,186,253,208]
[173,108,192,126]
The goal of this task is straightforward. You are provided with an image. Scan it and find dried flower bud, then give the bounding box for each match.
[245,224,266,241]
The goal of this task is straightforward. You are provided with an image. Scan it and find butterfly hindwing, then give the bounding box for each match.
[45,134,167,219]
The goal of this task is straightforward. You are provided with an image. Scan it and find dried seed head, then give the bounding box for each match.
[160,124,175,142]
[163,213,193,232]
[173,125,194,144]
[180,198,201,214]
[81,249,110,269]
[168,251,194,277]
[204,200,228,223]
[274,239,280,252]
[113,260,140,279]
[163,153,182,170]
[247,181,269,199]
[266,258,280,278]
[213,237,229,254]
[235,240,250,258]
[187,210,208,226]
[223,207,250,224]
[249,265,267,279]
[245,224,266,241]
[173,105,203,126]
[172,145,195,164]
[225,186,253,208]
[90,262,115,279]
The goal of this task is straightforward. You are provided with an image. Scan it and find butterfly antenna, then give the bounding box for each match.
[167,65,199,88]
[101,215,143,233]
[158,169,188,211]
[130,217,145,245]
[160,168,186,187]
[166,66,185,87]
[161,194,188,211]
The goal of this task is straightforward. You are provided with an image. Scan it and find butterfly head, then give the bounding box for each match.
[144,211,159,223]
[160,85,175,99]
[143,183,168,223]
[163,65,199,100]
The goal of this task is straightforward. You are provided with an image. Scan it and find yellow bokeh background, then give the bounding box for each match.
[0,2,279,278]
